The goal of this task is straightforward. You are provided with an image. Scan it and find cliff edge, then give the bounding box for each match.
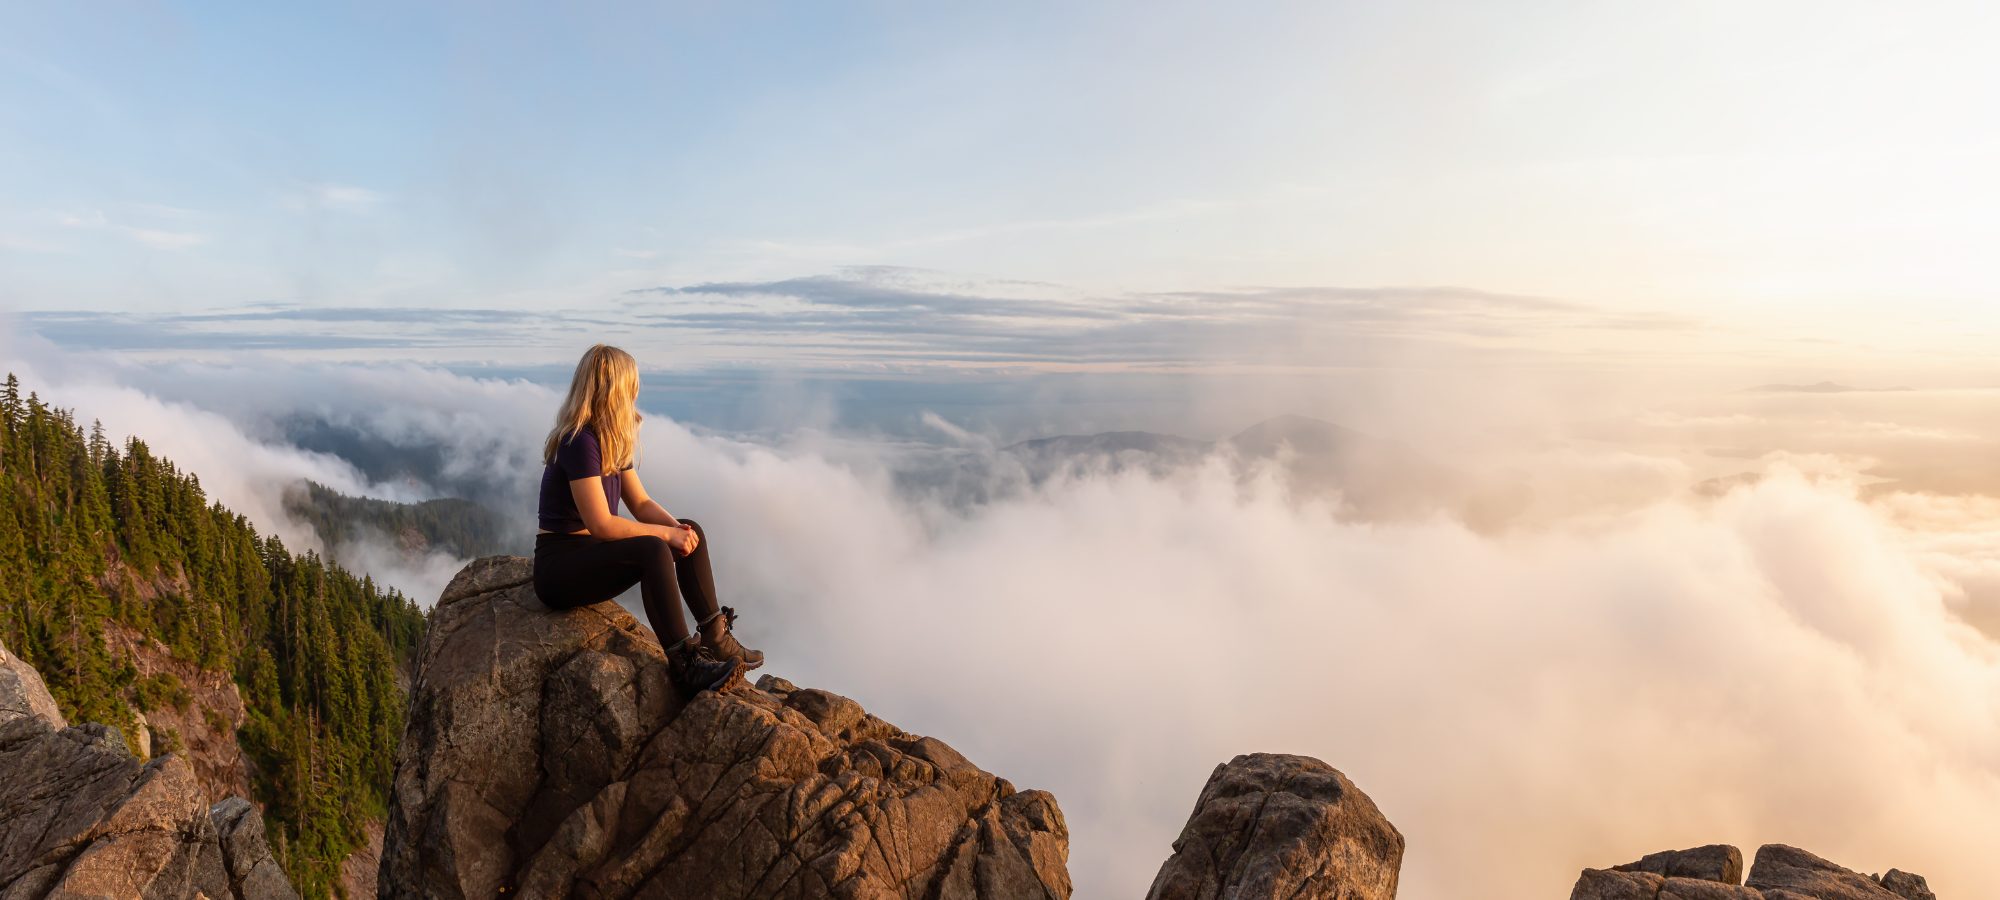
[379,555,1071,899]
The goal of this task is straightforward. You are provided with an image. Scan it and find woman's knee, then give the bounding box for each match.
[679,518,704,538]
[627,534,675,566]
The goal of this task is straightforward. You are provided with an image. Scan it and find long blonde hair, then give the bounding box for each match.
[543,344,642,475]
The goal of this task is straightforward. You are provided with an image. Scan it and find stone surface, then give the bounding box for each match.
[0,647,297,899]
[1144,752,1403,900]
[1877,870,1935,900]
[337,819,384,900]
[1661,877,1764,900]
[1576,844,1940,900]
[381,555,1071,899]
[1747,845,1902,900]
[1617,845,1746,884]
[212,797,300,900]
[0,640,65,731]
[1572,868,1666,900]
[104,621,254,803]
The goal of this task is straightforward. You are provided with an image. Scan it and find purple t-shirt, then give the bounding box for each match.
[538,426,631,533]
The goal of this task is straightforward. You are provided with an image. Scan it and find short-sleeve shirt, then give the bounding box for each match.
[537,426,631,533]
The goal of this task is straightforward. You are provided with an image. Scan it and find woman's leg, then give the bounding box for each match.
[678,520,763,669]
[534,535,692,644]
[673,519,721,625]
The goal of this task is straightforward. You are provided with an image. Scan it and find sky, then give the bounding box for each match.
[4,0,2000,348]
[5,3,2000,898]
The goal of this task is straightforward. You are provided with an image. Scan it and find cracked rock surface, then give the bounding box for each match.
[1143,752,1404,900]
[1570,843,1938,900]
[381,555,1071,899]
[0,638,296,900]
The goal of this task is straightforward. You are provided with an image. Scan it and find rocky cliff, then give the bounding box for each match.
[380,556,1071,899]
[374,554,1950,900]
[1571,843,1937,900]
[0,640,297,899]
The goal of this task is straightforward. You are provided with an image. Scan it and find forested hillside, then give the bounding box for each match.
[284,479,518,561]
[0,373,426,898]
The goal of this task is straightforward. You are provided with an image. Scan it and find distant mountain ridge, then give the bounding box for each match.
[283,480,520,562]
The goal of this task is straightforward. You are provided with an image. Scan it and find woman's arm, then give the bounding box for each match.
[618,470,698,554]
[569,476,674,542]
[621,469,681,528]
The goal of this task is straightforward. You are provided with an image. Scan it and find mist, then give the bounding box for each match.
[3,340,1996,898]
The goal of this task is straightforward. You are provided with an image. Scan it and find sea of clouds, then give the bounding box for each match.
[3,335,1997,898]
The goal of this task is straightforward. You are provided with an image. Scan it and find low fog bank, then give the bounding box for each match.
[4,342,1998,897]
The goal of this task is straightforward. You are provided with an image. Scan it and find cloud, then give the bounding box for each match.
[54,207,208,250]
[4,349,1997,898]
[285,183,390,213]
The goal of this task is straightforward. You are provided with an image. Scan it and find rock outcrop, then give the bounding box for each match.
[0,639,298,899]
[0,643,65,731]
[381,555,1071,899]
[103,621,255,802]
[1144,753,1403,900]
[1571,843,1937,900]
[1615,845,1745,884]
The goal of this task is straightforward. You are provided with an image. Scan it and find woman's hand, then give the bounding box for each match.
[662,523,699,556]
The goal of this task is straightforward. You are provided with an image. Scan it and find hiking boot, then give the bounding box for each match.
[699,606,765,671]
[666,639,740,696]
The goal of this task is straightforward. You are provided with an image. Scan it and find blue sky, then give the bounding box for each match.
[4,1,1999,377]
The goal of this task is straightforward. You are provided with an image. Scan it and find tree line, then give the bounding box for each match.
[0,373,427,898]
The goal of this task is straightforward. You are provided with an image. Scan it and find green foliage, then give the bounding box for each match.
[0,373,427,899]
[133,670,192,712]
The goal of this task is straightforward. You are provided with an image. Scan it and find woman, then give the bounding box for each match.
[532,344,763,696]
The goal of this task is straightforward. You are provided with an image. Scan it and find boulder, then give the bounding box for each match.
[1144,753,1403,900]
[381,555,1071,899]
[1747,845,1902,900]
[1877,870,1935,900]
[0,640,64,731]
[1572,869,1665,900]
[1616,845,1745,884]
[1574,844,1939,900]
[211,797,300,900]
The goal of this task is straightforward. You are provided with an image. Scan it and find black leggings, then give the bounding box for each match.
[532,519,718,645]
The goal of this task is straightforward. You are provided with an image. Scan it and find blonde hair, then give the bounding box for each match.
[543,344,642,475]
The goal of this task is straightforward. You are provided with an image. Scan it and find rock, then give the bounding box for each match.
[0,640,65,731]
[1144,753,1403,900]
[1747,845,1903,900]
[0,717,223,898]
[0,651,298,899]
[1661,878,1764,900]
[1876,870,1935,900]
[1616,845,1745,884]
[381,555,1071,899]
[103,621,255,803]
[1574,845,1939,900]
[131,706,153,759]
[211,797,301,900]
[1572,869,1665,900]
[337,819,384,900]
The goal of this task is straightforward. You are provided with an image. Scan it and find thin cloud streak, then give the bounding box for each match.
[16,267,1718,373]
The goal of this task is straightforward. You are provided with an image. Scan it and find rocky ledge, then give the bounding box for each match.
[1572,843,1937,900]
[0,640,297,900]
[379,555,1071,899]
